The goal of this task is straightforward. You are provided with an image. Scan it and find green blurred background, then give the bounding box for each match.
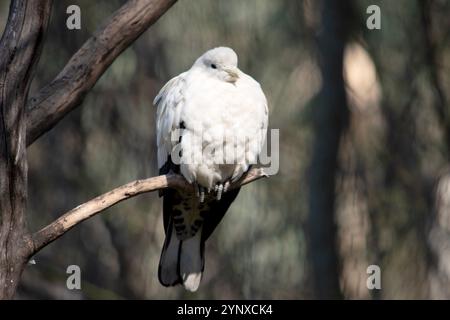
[1,0,450,299]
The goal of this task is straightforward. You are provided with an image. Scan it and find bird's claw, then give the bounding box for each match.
[215,184,224,201]
[199,187,205,203]
[213,180,232,201]
[223,181,231,193]
[196,180,231,202]
[195,183,206,203]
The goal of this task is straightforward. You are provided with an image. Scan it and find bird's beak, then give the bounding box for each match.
[224,67,239,83]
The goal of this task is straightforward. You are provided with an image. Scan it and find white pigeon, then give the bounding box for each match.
[154,47,268,291]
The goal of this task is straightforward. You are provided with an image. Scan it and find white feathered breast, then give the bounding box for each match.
[155,62,268,189]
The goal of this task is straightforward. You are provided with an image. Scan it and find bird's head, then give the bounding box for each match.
[194,47,240,83]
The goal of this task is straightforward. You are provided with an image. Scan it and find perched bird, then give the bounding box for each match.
[154,47,268,291]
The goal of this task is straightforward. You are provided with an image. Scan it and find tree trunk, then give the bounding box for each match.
[0,0,52,299]
[0,0,177,299]
[307,0,350,299]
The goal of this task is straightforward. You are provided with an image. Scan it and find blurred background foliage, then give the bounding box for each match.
[1,0,450,299]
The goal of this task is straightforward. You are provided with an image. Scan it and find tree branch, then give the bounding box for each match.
[26,0,177,146]
[31,168,268,255]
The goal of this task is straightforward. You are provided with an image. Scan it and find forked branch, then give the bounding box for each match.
[26,0,178,146]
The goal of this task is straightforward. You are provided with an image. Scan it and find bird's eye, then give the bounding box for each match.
[210,63,217,69]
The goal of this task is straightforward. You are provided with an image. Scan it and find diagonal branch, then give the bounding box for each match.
[31,168,268,255]
[26,0,177,146]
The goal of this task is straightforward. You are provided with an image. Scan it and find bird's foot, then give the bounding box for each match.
[223,180,231,193]
[214,183,224,201]
[213,180,232,201]
[199,187,205,203]
[195,183,206,203]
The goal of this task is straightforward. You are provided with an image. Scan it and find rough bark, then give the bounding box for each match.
[0,0,52,299]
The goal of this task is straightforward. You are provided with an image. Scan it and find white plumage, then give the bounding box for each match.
[154,47,268,291]
[155,47,268,189]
